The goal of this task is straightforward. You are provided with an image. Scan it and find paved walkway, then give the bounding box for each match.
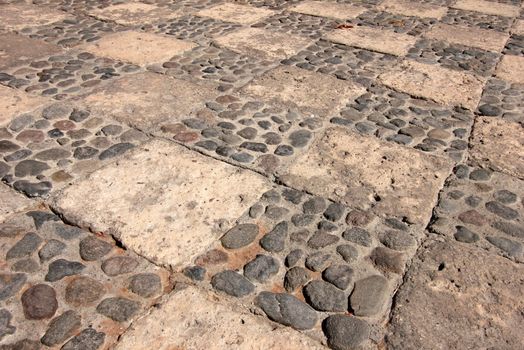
[1,0,523,349]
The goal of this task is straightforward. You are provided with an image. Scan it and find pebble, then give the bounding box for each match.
[305,251,331,272]
[195,249,228,266]
[21,284,58,319]
[98,143,134,160]
[285,249,303,267]
[101,256,138,276]
[54,223,83,240]
[45,259,85,282]
[255,292,317,330]
[289,129,312,147]
[350,275,389,317]
[183,266,206,281]
[284,266,311,292]
[65,276,105,306]
[454,226,480,243]
[379,230,416,251]
[486,236,522,258]
[221,223,259,249]
[129,273,161,298]
[14,160,50,177]
[96,297,140,322]
[282,188,304,204]
[260,221,288,252]
[323,315,370,350]
[469,168,491,181]
[264,205,289,220]
[243,255,279,283]
[307,231,339,249]
[61,328,106,350]
[485,201,518,220]
[491,221,524,239]
[323,264,354,290]
[302,197,326,214]
[0,309,15,339]
[324,203,345,222]
[6,232,43,259]
[211,270,254,297]
[13,180,52,197]
[11,258,39,273]
[493,190,517,204]
[74,146,99,159]
[0,273,27,302]
[342,227,372,246]
[458,210,487,226]
[303,280,347,312]
[41,310,81,346]
[79,236,112,261]
[336,244,359,263]
[370,247,405,274]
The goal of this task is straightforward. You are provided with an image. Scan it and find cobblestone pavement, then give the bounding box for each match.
[1,0,523,349]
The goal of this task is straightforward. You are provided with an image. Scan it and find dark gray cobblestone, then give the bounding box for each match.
[431,165,524,263]
[354,10,437,36]
[31,0,120,13]
[503,34,524,56]
[330,85,474,161]
[232,0,302,10]
[0,102,149,197]
[442,8,513,32]
[476,78,524,124]
[252,12,342,40]
[0,209,170,348]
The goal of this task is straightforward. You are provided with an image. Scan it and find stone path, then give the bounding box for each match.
[0,0,523,349]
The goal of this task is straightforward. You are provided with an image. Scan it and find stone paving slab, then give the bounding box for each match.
[325,26,418,56]
[242,66,366,116]
[51,139,272,268]
[79,31,198,66]
[378,60,485,110]
[513,19,524,35]
[278,127,453,225]
[88,2,185,26]
[0,33,64,71]
[0,185,34,222]
[495,55,524,84]
[114,285,327,349]
[290,1,366,20]
[0,3,70,31]
[387,237,524,349]
[469,117,524,180]
[378,0,448,19]
[0,86,49,128]
[424,23,509,52]
[197,2,275,24]
[451,0,520,18]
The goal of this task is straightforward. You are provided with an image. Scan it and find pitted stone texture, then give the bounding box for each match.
[470,118,524,180]
[0,185,33,221]
[0,33,64,71]
[425,24,509,52]
[214,28,312,61]
[242,66,366,116]
[378,60,484,110]
[432,165,524,262]
[378,0,447,19]
[80,31,197,66]
[89,2,184,26]
[290,1,366,20]
[197,3,275,24]
[52,139,271,268]
[0,4,70,31]
[495,55,524,84]
[114,286,325,349]
[279,127,452,225]
[0,86,48,128]
[387,238,524,350]
[451,0,520,18]
[325,27,417,56]
[79,72,217,130]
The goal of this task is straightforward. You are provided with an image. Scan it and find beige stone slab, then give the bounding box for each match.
[495,55,524,84]
[0,4,70,30]
[278,127,453,225]
[80,31,197,65]
[0,86,49,127]
[89,2,184,26]
[51,139,271,268]
[378,60,484,110]
[115,286,326,350]
[0,184,34,222]
[290,1,366,20]
[387,238,524,350]
[513,20,524,36]
[241,66,366,116]
[470,117,524,180]
[213,27,312,61]
[0,32,64,70]
[378,0,447,19]
[452,0,520,17]
[78,72,218,130]
[196,3,275,24]
[325,26,417,56]
[425,23,509,52]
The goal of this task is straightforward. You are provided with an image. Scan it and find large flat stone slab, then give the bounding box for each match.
[452,0,520,18]
[495,55,524,84]
[213,27,312,61]
[115,286,325,350]
[278,127,453,225]
[0,86,49,127]
[425,23,509,52]
[290,1,366,20]
[387,238,524,350]
[325,27,417,56]
[0,33,64,70]
[0,4,70,30]
[378,0,447,19]
[78,72,218,130]
[513,20,524,36]
[241,66,366,116]
[470,117,524,180]
[51,139,271,268]
[196,3,275,24]
[89,3,183,26]
[378,60,484,110]
[0,184,34,222]
[80,31,197,66]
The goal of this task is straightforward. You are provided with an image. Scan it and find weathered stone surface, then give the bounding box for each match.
[101,256,138,276]
[214,28,311,61]
[379,60,484,110]
[21,284,58,319]
[279,128,451,225]
[45,259,85,281]
[425,24,509,52]
[79,236,112,261]
[255,292,318,330]
[513,20,524,36]
[387,238,524,349]
[41,310,81,346]
[96,297,140,322]
[61,328,105,350]
[197,3,274,24]
[242,66,365,116]
[114,286,324,349]
[326,27,417,56]
[0,273,26,301]
[0,86,48,128]
[290,1,366,20]
[452,0,520,17]
[129,273,162,298]
[0,184,33,222]
[303,280,348,311]
[350,275,389,317]
[243,255,279,283]
[6,232,42,259]
[52,140,270,268]
[211,270,255,297]
[89,3,183,25]
[378,0,447,19]
[0,4,69,30]
[65,276,105,306]
[221,223,259,249]
[78,72,217,130]
[470,118,523,180]
[0,33,63,71]
[495,55,524,84]
[323,315,370,350]
[81,31,197,65]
